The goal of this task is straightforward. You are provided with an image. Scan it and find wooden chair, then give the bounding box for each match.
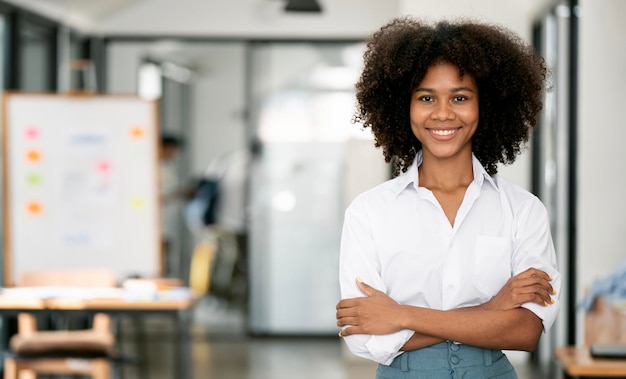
[3,268,118,379]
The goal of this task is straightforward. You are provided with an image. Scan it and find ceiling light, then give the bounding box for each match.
[284,0,322,13]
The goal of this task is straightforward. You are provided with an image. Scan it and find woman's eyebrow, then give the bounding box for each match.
[414,86,475,92]
[452,86,475,92]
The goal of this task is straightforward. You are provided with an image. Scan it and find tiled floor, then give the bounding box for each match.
[114,296,549,379]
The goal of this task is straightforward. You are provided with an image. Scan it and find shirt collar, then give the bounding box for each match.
[392,150,499,196]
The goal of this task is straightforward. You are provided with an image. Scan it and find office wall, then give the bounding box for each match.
[577,0,626,340]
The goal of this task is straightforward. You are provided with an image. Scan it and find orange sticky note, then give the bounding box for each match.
[26,201,43,215]
[130,126,144,139]
[26,149,41,163]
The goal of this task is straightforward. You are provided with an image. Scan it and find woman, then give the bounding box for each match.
[336,17,561,378]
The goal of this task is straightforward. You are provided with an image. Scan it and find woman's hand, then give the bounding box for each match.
[482,268,556,311]
[336,278,404,337]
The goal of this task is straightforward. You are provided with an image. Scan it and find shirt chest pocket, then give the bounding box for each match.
[473,236,512,297]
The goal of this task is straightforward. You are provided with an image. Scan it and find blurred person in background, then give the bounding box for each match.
[184,139,261,305]
[159,134,193,278]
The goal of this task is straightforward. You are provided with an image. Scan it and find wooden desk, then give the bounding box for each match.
[0,290,200,379]
[555,346,626,377]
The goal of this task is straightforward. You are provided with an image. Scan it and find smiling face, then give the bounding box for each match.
[410,62,479,163]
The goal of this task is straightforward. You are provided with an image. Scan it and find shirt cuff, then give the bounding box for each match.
[365,329,414,365]
[521,299,560,333]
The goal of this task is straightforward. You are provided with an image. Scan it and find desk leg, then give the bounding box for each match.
[128,316,149,378]
[111,316,144,379]
[175,309,193,379]
[0,316,9,374]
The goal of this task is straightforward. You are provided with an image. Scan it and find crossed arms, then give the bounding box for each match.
[336,268,556,353]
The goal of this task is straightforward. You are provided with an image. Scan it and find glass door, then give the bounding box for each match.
[247,41,389,335]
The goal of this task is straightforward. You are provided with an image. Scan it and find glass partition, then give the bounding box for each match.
[247,41,389,335]
[17,16,57,91]
[532,0,579,374]
[0,12,7,286]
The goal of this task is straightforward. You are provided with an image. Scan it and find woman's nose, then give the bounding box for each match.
[431,102,455,121]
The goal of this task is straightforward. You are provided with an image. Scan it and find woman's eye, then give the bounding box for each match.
[453,95,467,102]
[419,96,433,102]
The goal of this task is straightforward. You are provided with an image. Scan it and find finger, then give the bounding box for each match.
[531,285,553,304]
[515,268,548,282]
[336,298,359,310]
[500,286,546,306]
[520,277,555,297]
[336,307,357,320]
[525,292,550,306]
[526,268,551,281]
[521,292,553,306]
[514,286,555,306]
[502,292,540,308]
[339,326,361,337]
[356,277,378,297]
[336,316,358,327]
[511,282,550,299]
[532,282,556,300]
[512,276,554,295]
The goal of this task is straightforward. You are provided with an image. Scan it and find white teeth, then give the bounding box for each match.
[431,129,456,136]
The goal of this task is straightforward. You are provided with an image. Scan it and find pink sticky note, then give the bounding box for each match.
[97,160,111,173]
[25,126,40,139]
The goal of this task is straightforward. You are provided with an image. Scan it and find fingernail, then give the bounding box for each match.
[356,276,364,283]
[548,275,553,281]
[338,331,343,337]
[552,289,557,295]
[550,297,555,304]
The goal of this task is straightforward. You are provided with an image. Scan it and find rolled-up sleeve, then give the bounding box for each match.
[339,197,414,365]
[513,197,562,333]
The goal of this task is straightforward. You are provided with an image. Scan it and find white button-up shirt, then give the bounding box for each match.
[339,151,561,365]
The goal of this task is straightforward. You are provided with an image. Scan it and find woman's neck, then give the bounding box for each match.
[418,152,474,192]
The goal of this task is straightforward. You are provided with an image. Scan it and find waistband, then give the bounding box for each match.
[389,341,504,372]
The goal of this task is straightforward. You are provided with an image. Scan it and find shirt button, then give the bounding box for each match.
[450,355,460,364]
[450,343,460,352]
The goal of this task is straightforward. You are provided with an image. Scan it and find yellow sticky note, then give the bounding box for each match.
[131,197,145,209]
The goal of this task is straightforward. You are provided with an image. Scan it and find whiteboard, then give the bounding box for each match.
[2,93,161,285]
